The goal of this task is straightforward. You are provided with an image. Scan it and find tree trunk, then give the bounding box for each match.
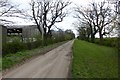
[99,30,103,44]
[91,34,95,43]
[43,27,47,46]
[87,34,90,42]
[41,31,44,45]
[47,27,52,38]
[90,25,95,43]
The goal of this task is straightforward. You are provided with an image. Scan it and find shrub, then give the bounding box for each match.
[2,33,72,56]
[3,38,26,56]
[46,38,53,45]
[94,38,117,47]
[34,34,42,47]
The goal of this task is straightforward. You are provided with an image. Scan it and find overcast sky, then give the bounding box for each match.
[8,0,105,36]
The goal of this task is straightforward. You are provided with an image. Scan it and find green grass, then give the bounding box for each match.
[0,57,1,72]
[72,39,118,78]
[94,38,118,47]
[2,41,67,72]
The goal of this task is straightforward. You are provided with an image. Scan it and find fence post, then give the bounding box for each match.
[0,25,7,55]
[0,25,2,55]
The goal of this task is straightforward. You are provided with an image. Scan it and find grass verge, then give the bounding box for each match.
[0,57,1,72]
[2,41,68,73]
[72,39,118,78]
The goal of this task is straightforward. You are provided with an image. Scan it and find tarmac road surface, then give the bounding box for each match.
[3,40,74,78]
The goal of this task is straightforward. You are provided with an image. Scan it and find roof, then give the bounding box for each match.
[6,25,37,29]
[0,25,7,28]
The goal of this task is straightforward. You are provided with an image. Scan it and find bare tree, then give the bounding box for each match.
[30,0,71,44]
[91,1,116,41]
[74,1,116,42]
[73,21,91,41]
[0,0,14,16]
[0,0,14,24]
[0,0,26,24]
[74,6,98,42]
[115,1,120,51]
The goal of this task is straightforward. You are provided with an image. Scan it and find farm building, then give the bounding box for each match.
[2,25,40,43]
[7,25,39,36]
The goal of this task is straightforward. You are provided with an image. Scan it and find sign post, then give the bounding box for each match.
[0,25,7,54]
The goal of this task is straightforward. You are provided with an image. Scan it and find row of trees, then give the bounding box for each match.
[73,0,119,43]
[3,29,75,55]
[30,0,71,44]
[0,0,74,45]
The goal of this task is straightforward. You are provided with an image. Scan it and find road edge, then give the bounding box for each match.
[67,40,74,78]
[2,41,69,76]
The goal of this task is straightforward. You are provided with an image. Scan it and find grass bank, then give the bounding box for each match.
[72,40,118,78]
[2,41,68,73]
[0,57,1,72]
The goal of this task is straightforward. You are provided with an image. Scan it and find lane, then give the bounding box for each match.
[3,40,74,78]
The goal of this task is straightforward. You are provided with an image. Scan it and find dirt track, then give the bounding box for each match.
[3,40,74,78]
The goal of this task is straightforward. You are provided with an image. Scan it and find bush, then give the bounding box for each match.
[3,38,26,56]
[2,33,73,56]
[94,38,117,47]
[34,34,42,47]
[46,38,54,45]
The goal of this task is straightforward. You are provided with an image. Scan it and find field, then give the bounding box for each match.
[72,40,118,78]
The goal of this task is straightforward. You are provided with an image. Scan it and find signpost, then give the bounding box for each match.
[0,25,2,55]
[7,28,22,36]
[0,25,7,55]
[0,25,7,78]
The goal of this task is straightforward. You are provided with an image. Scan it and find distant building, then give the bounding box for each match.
[7,25,39,36]
[6,25,39,42]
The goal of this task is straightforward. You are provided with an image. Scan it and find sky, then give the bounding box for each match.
[7,0,105,36]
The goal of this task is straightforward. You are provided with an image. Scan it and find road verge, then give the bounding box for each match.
[2,41,68,75]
